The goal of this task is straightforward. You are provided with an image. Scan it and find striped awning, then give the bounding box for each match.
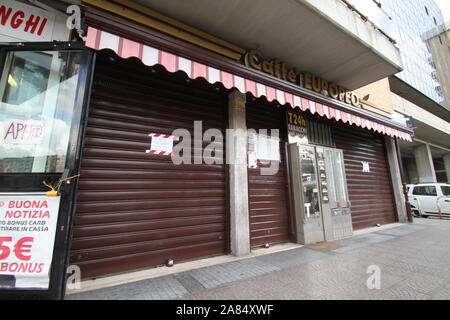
[85,27,413,142]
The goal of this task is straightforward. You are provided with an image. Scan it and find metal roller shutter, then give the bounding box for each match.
[333,124,397,230]
[246,100,291,248]
[70,52,229,279]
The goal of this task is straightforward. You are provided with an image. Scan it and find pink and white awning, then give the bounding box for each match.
[85,27,413,142]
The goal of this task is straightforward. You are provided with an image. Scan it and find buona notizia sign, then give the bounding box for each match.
[0,195,60,289]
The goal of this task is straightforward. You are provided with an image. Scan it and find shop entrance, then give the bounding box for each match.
[246,99,291,248]
[70,51,230,279]
[332,124,398,229]
[289,144,353,244]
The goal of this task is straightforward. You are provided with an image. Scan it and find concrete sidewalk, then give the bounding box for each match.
[66,218,450,300]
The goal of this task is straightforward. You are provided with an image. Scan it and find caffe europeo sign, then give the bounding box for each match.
[244,49,362,108]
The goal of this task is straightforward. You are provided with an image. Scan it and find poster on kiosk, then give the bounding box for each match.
[0,0,70,291]
[0,195,61,289]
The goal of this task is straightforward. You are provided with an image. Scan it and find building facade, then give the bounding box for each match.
[386,0,450,185]
[346,0,445,105]
[423,21,450,111]
[349,0,450,185]
[383,0,445,105]
[0,0,414,299]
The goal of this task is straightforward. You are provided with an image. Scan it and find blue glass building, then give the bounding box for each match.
[348,0,446,106]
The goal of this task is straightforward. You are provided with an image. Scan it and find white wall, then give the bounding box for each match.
[392,93,450,135]
[300,0,403,72]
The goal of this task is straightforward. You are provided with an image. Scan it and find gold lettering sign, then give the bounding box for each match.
[302,72,360,107]
[245,50,361,108]
[245,50,298,85]
[287,111,308,136]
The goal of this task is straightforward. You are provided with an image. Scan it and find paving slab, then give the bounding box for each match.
[66,219,450,300]
[255,247,329,269]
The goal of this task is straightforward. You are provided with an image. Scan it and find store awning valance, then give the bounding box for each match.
[85,27,413,142]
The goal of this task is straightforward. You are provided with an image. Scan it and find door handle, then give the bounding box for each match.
[445,200,450,203]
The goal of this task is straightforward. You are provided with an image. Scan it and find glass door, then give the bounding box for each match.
[321,147,352,240]
[322,148,338,209]
[289,144,326,244]
[289,143,352,244]
[298,145,321,220]
[0,50,83,176]
[0,43,93,299]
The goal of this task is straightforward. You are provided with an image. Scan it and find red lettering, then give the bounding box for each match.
[37,263,44,273]
[4,210,51,219]
[13,237,33,261]
[0,262,45,273]
[10,10,24,29]
[0,237,12,260]
[7,201,14,209]
[17,123,26,140]
[3,123,16,141]
[17,263,29,273]
[28,263,38,273]
[29,125,40,140]
[37,17,47,36]
[4,122,45,142]
[0,263,8,272]
[0,6,12,26]
[24,14,40,34]
[9,263,18,272]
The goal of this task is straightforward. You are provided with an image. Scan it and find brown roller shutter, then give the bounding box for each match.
[333,124,397,230]
[70,52,229,279]
[246,99,291,248]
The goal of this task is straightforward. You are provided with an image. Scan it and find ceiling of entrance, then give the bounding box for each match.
[133,0,403,90]
[399,118,450,158]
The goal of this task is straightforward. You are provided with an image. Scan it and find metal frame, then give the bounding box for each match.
[0,42,95,300]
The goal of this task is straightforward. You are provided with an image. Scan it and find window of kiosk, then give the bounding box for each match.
[307,120,333,146]
[0,50,82,174]
[299,146,320,219]
[334,150,348,203]
[323,148,337,204]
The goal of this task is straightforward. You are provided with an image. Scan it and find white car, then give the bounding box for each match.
[407,183,450,218]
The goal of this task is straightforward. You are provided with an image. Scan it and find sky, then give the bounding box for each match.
[434,0,450,22]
